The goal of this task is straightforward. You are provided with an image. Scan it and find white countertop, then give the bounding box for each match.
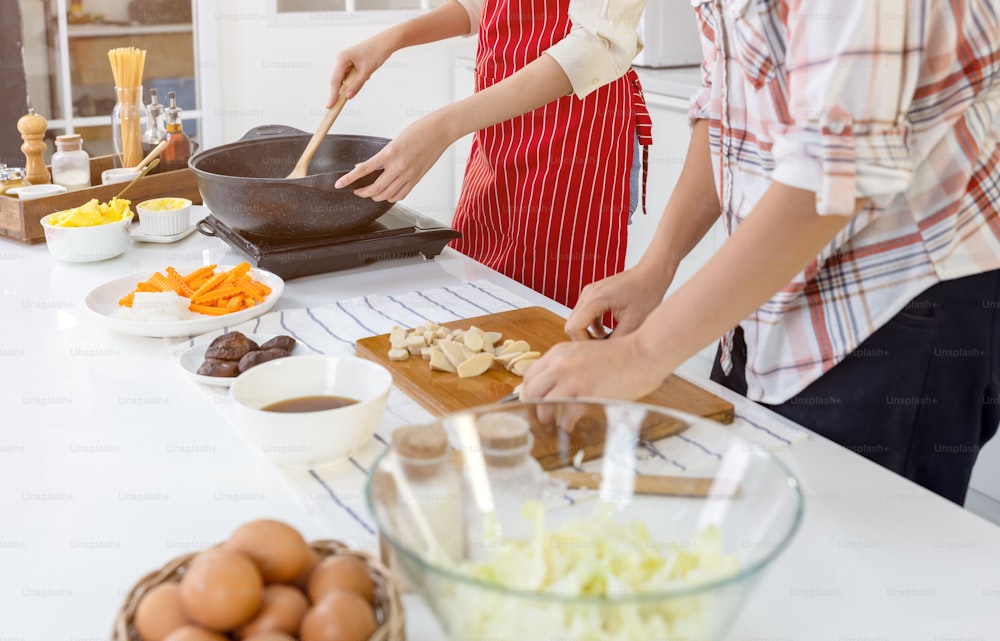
[2,225,1000,641]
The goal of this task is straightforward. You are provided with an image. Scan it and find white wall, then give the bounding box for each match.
[196,0,468,224]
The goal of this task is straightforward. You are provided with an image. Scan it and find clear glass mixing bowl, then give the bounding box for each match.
[367,399,804,641]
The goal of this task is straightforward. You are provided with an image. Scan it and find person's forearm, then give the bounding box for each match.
[434,54,573,140]
[383,0,473,51]
[640,119,722,277]
[634,182,855,375]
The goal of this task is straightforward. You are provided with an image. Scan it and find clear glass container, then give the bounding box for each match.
[369,400,806,641]
[111,85,144,168]
[51,135,91,191]
[384,424,466,564]
[141,88,167,174]
[0,165,30,195]
[475,411,545,537]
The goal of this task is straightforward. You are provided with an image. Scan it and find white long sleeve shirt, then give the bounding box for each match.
[455,0,646,98]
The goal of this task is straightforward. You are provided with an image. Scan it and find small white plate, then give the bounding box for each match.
[178,333,305,387]
[84,265,284,338]
[130,204,208,244]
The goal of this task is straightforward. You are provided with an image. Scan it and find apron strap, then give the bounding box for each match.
[626,69,654,216]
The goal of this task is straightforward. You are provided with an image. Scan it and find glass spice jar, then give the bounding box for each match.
[51,134,91,191]
[475,412,546,512]
[0,165,30,196]
[393,424,466,563]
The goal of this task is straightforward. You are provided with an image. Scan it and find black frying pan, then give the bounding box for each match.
[189,125,392,238]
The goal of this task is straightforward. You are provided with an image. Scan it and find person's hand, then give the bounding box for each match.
[520,332,672,402]
[327,35,394,106]
[334,114,453,202]
[564,261,673,340]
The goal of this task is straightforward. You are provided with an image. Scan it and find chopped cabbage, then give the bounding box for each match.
[436,502,742,641]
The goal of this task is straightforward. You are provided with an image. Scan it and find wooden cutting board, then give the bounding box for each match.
[355,306,734,470]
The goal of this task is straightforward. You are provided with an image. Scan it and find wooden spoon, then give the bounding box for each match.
[286,67,359,180]
[134,140,168,172]
[113,158,159,199]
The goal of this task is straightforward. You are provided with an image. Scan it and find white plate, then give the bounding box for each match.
[130,205,208,244]
[178,333,305,387]
[84,266,284,338]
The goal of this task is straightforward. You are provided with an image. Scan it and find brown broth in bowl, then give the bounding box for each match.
[261,395,358,413]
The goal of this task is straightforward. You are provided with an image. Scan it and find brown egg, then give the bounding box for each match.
[243,634,297,641]
[134,582,192,641]
[300,591,378,641]
[179,549,263,631]
[233,584,309,640]
[292,547,322,592]
[162,625,229,641]
[225,519,311,584]
[307,555,376,604]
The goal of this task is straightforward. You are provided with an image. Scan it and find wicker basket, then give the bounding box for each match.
[112,539,406,641]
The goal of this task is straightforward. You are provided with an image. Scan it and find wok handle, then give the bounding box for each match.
[239,125,308,141]
[195,219,218,237]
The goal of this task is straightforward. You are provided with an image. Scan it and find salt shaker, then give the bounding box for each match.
[393,424,466,563]
[476,412,546,511]
[51,134,91,191]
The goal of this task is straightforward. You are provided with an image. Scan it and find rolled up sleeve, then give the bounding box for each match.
[545,0,647,99]
[688,2,714,126]
[770,0,920,215]
[454,0,482,36]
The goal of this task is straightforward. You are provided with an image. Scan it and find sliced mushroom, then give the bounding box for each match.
[510,357,538,377]
[388,348,410,362]
[390,326,408,349]
[429,347,457,372]
[500,340,531,356]
[405,334,426,355]
[457,352,494,378]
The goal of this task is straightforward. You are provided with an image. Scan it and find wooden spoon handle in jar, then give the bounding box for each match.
[549,470,741,498]
[135,140,168,172]
[286,67,359,180]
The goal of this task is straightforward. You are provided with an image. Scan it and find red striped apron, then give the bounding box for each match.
[452,0,653,310]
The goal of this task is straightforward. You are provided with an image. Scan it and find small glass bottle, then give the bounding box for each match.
[141,88,167,174]
[111,85,144,168]
[161,91,191,173]
[51,134,91,191]
[393,424,466,563]
[476,412,545,530]
[0,165,30,196]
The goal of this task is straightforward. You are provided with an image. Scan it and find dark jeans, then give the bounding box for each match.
[711,269,1000,505]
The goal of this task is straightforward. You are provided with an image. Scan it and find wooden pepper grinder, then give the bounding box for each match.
[17,109,51,185]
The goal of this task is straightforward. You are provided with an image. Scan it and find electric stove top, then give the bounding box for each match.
[196,206,461,280]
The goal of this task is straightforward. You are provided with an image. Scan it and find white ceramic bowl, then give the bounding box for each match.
[40,210,134,262]
[101,168,140,185]
[7,184,68,200]
[228,355,393,469]
[136,197,192,236]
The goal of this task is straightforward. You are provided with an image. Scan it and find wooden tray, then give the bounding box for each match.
[0,155,202,244]
[355,306,734,469]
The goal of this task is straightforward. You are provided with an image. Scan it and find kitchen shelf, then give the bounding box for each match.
[19,0,200,161]
[65,23,193,38]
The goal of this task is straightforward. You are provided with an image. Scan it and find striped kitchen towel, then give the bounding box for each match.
[168,279,808,550]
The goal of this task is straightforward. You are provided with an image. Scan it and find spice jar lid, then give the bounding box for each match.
[55,134,83,145]
[394,424,449,460]
[476,412,531,450]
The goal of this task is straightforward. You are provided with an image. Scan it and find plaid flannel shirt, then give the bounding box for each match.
[689,0,1000,403]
